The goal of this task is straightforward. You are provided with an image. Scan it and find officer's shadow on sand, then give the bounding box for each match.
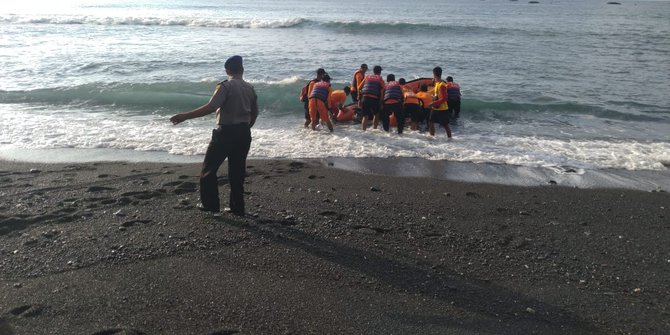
[223,216,599,335]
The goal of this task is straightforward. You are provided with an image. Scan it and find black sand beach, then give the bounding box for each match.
[0,159,668,335]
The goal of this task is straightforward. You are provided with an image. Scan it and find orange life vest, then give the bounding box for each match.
[360,74,384,99]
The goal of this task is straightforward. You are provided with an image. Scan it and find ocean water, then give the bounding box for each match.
[1,0,669,184]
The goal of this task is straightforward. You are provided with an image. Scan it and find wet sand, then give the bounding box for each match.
[0,159,668,335]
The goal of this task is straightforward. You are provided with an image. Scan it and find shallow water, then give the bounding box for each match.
[1,0,669,177]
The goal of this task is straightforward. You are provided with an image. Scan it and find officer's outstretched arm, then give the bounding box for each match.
[170,103,216,125]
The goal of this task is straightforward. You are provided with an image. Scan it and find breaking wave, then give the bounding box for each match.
[1,15,555,36]
[3,80,665,123]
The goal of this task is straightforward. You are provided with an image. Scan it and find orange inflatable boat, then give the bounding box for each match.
[336,104,357,122]
[403,78,433,93]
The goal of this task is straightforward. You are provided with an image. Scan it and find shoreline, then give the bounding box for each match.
[0,159,668,334]
[323,157,670,192]
[1,145,668,192]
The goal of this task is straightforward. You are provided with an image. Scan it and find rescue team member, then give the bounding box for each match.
[350,64,367,103]
[357,65,385,131]
[415,83,433,131]
[446,76,462,119]
[381,74,404,133]
[399,78,423,131]
[429,66,452,138]
[308,74,334,132]
[170,55,258,215]
[329,86,351,120]
[300,68,326,127]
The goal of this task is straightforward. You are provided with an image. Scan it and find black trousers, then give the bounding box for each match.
[200,124,251,213]
[303,101,310,121]
[361,96,380,119]
[448,98,461,118]
[381,102,404,133]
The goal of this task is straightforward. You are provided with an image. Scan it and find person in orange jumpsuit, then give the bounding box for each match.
[308,74,334,131]
[329,86,351,120]
[300,68,326,127]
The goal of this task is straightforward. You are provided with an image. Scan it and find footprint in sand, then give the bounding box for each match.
[120,191,163,200]
[0,318,14,335]
[1,216,55,235]
[64,165,97,172]
[162,181,183,187]
[97,174,119,178]
[8,304,43,317]
[176,183,198,194]
[121,219,152,227]
[165,181,197,195]
[8,305,31,316]
[92,328,147,335]
[465,191,481,198]
[352,225,391,234]
[117,197,133,205]
[319,211,345,220]
[86,186,116,193]
[287,161,306,173]
[288,161,305,168]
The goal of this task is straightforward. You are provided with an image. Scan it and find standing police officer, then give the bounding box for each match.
[170,55,258,215]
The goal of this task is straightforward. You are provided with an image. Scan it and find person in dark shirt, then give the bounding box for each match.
[446,76,462,119]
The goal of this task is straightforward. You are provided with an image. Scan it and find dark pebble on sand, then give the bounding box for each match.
[370,187,381,192]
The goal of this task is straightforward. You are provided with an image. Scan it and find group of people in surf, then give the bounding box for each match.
[299,64,461,138]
